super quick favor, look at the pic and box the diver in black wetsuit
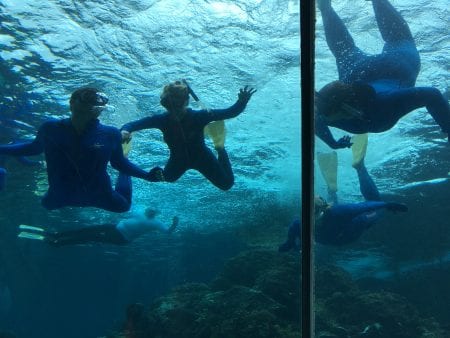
[0,87,161,212]
[315,0,450,149]
[121,81,256,190]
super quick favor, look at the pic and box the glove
[146,167,165,182]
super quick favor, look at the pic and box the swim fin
[18,232,45,241]
[351,133,368,168]
[122,139,132,157]
[317,151,338,194]
[19,224,45,232]
[204,120,226,150]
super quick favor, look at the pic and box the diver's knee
[218,177,234,191]
[115,203,131,213]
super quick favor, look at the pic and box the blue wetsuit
[279,164,405,250]
[316,0,450,149]
[121,99,248,190]
[0,118,151,212]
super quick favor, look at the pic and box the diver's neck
[71,115,93,134]
[170,108,187,121]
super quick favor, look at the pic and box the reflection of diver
[279,135,407,251]
[18,208,178,246]
[315,0,450,149]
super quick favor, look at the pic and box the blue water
[0,0,449,337]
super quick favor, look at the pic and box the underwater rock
[315,264,357,299]
[0,332,16,338]
[111,249,448,338]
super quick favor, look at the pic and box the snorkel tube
[182,79,199,102]
[182,79,209,111]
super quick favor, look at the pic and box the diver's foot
[168,216,179,233]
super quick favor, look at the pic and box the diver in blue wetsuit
[315,0,450,149]
[279,135,408,250]
[279,164,407,250]
[121,81,256,190]
[0,87,161,212]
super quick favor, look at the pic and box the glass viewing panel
[314,0,450,337]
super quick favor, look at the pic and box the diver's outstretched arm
[0,137,44,157]
[199,86,256,124]
[380,87,450,138]
[315,118,352,149]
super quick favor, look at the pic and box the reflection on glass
[315,0,450,336]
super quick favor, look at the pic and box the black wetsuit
[0,118,151,212]
[121,99,248,190]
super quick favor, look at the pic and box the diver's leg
[196,148,234,191]
[48,224,127,246]
[319,0,364,74]
[162,157,187,183]
[355,162,381,201]
[372,0,413,43]
[115,172,131,203]
[98,172,132,213]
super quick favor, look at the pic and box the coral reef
[110,250,448,338]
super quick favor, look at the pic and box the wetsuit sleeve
[109,131,150,180]
[120,115,163,133]
[0,126,45,156]
[315,116,339,149]
[196,99,248,125]
[328,201,389,218]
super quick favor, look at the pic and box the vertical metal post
[300,0,315,337]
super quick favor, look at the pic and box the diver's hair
[144,208,159,219]
[160,80,189,111]
[316,81,373,117]
[70,87,101,106]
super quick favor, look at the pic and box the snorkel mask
[87,91,109,114]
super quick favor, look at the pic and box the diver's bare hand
[333,135,352,149]
[238,86,257,104]
[121,130,132,143]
